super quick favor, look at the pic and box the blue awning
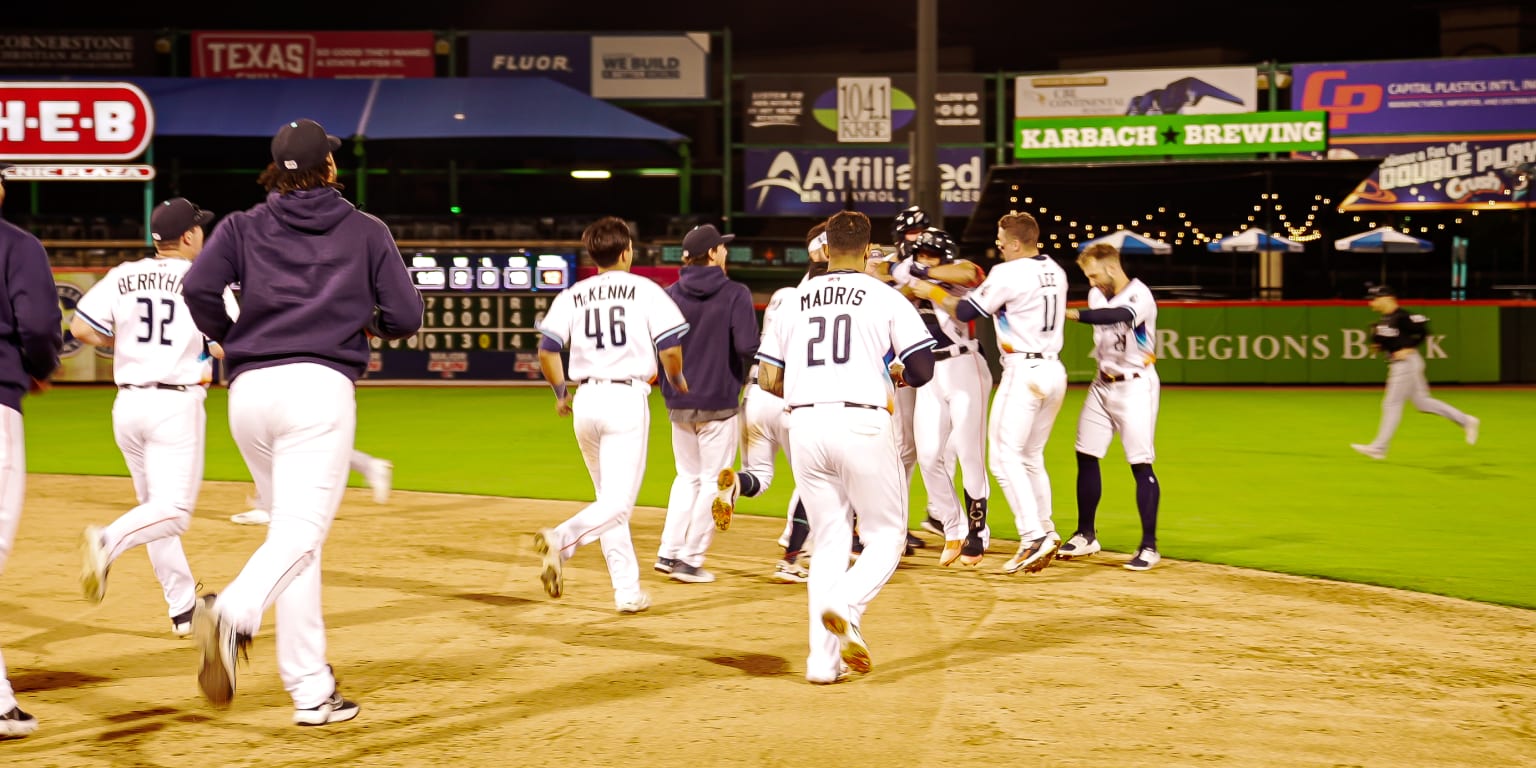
[124,77,685,143]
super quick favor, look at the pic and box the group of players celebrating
[533,205,1164,685]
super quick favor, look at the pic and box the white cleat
[230,509,271,526]
[1464,416,1480,446]
[820,608,871,674]
[79,525,110,604]
[1350,443,1386,460]
[1056,532,1100,560]
[616,592,652,614]
[365,459,393,504]
[533,529,563,599]
[711,469,739,531]
[1124,547,1162,571]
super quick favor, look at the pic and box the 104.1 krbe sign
[0,82,154,160]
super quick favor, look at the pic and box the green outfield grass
[24,384,1532,609]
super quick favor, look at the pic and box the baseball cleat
[0,706,38,739]
[938,540,964,567]
[905,532,925,549]
[79,526,110,604]
[1002,535,1060,575]
[821,608,872,674]
[365,459,393,505]
[1056,531,1100,560]
[711,469,739,531]
[1124,547,1162,571]
[807,662,854,686]
[920,516,944,537]
[668,563,716,584]
[958,532,986,566]
[194,594,248,708]
[653,557,677,574]
[1464,416,1480,446]
[616,592,652,614]
[1350,443,1386,460]
[533,529,563,598]
[770,559,809,583]
[230,509,271,525]
[172,606,195,638]
[293,689,360,726]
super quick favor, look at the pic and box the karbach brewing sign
[0,82,154,160]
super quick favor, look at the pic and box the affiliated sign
[0,82,154,160]
[0,164,155,181]
[743,75,984,144]
[0,31,157,75]
[1015,66,1258,117]
[192,31,435,78]
[466,32,591,92]
[1313,135,1536,211]
[1293,57,1536,136]
[743,147,984,217]
[1012,112,1327,159]
[590,34,710,99]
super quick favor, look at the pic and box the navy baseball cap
[271,118,341,172]
[151,198,214,243]
[1365,283,1396,299]
[682,224,734,260]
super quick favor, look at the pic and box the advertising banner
[1014,66,1258,117]
[743,147,983,217]
[1012,112,1327,159]
[590,34,710,99]
[0,31,157,75]
[1314,134,1536,211]
[1292,57,1536,136]
[465,32,592,92]
[192,31,435,78]
[0,82,154,161]
[1056,303,1500,384]
[743,75,984,144]
[53,269,114,383]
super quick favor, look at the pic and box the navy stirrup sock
[1075,451,1101,535]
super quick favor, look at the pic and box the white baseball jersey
[890,260,976,350]
[73,257,211,387]
[963,255,1068,359]
[758,270,935,410]
[1087,279,1158,376]
[537,270,688,381]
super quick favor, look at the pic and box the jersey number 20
[807,314,851,366]
[584,306,628,349]
[135,297,175,347]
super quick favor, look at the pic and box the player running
[71,198,220,636]
[756,211,938,684]
[534,216,689,614]
[910,213,1068,573]
[1058,243,1163,571]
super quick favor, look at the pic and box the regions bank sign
[0,82,153,160]
[743,148,983,217]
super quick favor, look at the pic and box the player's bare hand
[555,396,572,417]
[1066,308,1081,322]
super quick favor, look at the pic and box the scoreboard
[365,250,578,382]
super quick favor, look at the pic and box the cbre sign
[0,82,154,161]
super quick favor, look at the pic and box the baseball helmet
[891,206,931,242]
[910,227,959,263]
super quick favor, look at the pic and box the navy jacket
[183,188,423,382]
[0,217,63,412]
[661,266,759,413]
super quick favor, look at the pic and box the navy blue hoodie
[183,188,423,382]
[0,216,63,413]
[661,266,758,414]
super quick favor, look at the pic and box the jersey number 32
[136,297,176,346]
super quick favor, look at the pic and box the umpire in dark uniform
[1350,284,1479,460]
[0,163,64,739]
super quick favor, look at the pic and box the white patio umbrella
[1209,228,1304,299]
[1076,231,1172,256]
[1334,227,1433,285]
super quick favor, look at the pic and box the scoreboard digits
[370,294,553,352]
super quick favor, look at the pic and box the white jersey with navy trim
[964,255,1068,360]
[537,270,688,382]
[72,257,211,387]
[889,259,976,350]
[758,270,935,410]
[1088,278,1157,376]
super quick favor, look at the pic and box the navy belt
[787,401,883,412]
[933,347,973,361]
[581,378,639,386]
[1097,371,1140,384]
[119,383,188,391]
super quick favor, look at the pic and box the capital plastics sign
[1012,112,1327,159]
[1292,56,1536,136]
[744,75,984,144]
[1015,66,1257,117]
[1323,135,1536,211]
[743,147,984,217]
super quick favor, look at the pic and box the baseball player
[1351,284,1479,459]
[883,208,941,553]
[182,118,424,723]
[889,228,994,567]
[1057,244,1163,571]
[910,213,1068,573]
[756,210,938,684]
[0,165,64,739]
[70,198,219,637]
[535,216,689,614]
[655,223,758,584]
[229,450,393,525]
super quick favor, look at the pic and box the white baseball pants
[659,415,738,568]
[788,403,906,683]
[102,386,206,620]
[990,359,1067,542]
[1367,352,1469,452]
[549,381,650,608]
[0,406,25,713]
[217,363,356,710]
[742,384,805,545]
[1075,369,1159,465]
[914,350,992,540]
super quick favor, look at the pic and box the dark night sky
[6,1,1453,71]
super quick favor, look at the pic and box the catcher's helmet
[891,206,931,242]
[910,227,959,263]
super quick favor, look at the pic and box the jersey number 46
[584,306,628,349]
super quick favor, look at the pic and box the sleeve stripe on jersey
[537,328,566,348]
[962,296,989,317]
[75,308,113,336]
[897,338,938,361]
[653,322,690,344]
[755,352,785,367]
